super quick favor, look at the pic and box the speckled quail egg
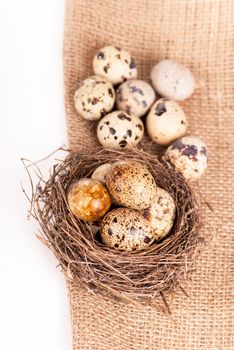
[141,188,175,242]
[74,75,115,120]
[150,59,195,101]
[165,135,208,181]
[97,111,144,150]
[146,98,188,145]
[100,208,154,252]
[67,178,111,222]
[105,161,157,210]
[91,163,112,184]
[116,79,156,117]
[92,46,137,85]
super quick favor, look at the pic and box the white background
[0,1,72,350]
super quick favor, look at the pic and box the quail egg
[141,188,175,241]
[116,79,156,117]
[100,208,154,252]
[67,178,111,222]
[97,111,144,149]
[74,75,115,120]
[91,163,112,184]
[93,46,137,85]
[150,59,195,101]
[105,161,157,210]
[165,135,208,181]
[146,98,188,145]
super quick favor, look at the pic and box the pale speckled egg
[92,46,137,85]
[97,111,144,150]
[165,135,208,181]
[105,161,157,210]
[141,188,175,242]
[116,79,156,117]
[146,98,188,145]
[91,163,112,184]
[150,59,195,101]
[74,75,115,121]
[67,178,111,222]
[100,208,154,251]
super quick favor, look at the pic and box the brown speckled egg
[116,79,156,117]
[67,178,111,222]
[105,161,157,210]
[97,111,144,150]
[100,208,154,251]
[141,188,175,242]
[150,59,195,101]
[146,98,188,145]
[92,46,137,85]
[165,135,207,181]
[74,75,115,121]
[91,163,112,184]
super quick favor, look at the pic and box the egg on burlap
[105,161,157,210]
[74,75,115,121]
[165,135,208,181]
[93,46,137,85]
[146,98,188,145]
[150,59,195,101]
[97,111,144,150]
[100,208,154,252]
[116,79,156,117]
[67,178,111,222]
[141,188,176,242]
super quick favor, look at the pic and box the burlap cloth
[64,1,234,349]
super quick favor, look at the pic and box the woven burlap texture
[64,0,234,349]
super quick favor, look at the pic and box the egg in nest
[100,208,154,252]
[105,161,157,210]
[141,188,176,242]
[67,178,111,222]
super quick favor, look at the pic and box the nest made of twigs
[30,147,204,309]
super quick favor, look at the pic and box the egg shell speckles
[74,75,115,121]
[146,98,188,145]
[91,163,112,184]
[105,161,157,210]
[165,135,208,181]
[92,46,137,85]
[116,79,156,117]
[97,111,144,150]
[100,208,154,252]
[141,188,176,242]
[150,59,195,101]
[67,178,111,222]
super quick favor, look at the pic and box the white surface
[0,1,72,350]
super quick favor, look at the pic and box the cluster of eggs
[74,45,207,182]
[68,161,176,252]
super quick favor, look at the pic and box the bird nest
[29,147,204,310]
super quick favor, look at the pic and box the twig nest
[74,75,115,120]
[105,160,157,209]
[32,148,202,303]
[116,79,156,117]
[67,178,111,221]
[93,46,137,85]
[146,98,188,145]
[141,188,176,242]
[100,208,154,252]
[165,135,207,181]
[150,59,195,101]
[97,111,144,149]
